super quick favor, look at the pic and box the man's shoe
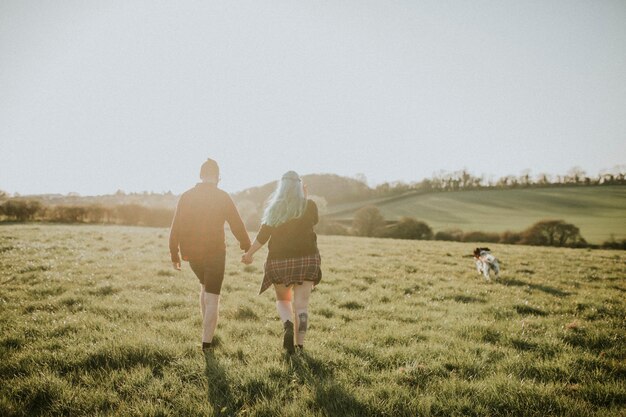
[283,321,295,353]
[202,342,213,352]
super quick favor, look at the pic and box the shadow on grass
[286,351,370,417]
[204,350,237,417]
[499,277,572,297]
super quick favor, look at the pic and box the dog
[473,247,500,280]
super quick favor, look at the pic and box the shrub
[434,228,463,241]
[46,206,88,223]
[114,204,148,225]
[352,206,385,237]
[462,231,501,243]
[601,237,626,250]
[521,220,586,247]
[383,217,433,240]
[142,208,174,227]
[500,230,522,244]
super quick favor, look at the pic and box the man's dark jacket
[169,182,251,263]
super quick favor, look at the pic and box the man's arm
[241,225,271,264]
[169,198,183,269]
[225,196,251,251]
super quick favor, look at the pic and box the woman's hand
[241,253,253,265]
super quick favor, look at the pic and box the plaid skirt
[259,253,322,294]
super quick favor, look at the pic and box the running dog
[473,247,500,280]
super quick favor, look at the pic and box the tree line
[0,200,173,227]
[370,166,626,197]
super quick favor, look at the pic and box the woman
[242,171,321,353]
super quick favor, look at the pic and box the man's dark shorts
[189,252,226,294]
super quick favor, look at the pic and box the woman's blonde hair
[262,171,306,227]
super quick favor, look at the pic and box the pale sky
[1,0,625,196]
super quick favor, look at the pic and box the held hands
[241,252,253,265]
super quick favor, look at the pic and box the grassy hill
[1,225,624,416]
[325,185,626,244]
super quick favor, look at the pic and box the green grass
[1,225,625,416]
[326,185,626,243]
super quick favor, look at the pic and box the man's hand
[241,253,253,265]
[172,261,181,271]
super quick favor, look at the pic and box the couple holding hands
[169,159,321,354]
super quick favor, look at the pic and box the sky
[1,0,625,196]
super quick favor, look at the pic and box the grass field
[1,225,625,416]
[326,185,626,243]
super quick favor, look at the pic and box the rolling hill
[325,185,626,244]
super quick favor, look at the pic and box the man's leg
[200,285,206,318]
[201,254,225,348]
[202,290,220,344]
[293,281,314,347]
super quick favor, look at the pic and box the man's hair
[200,158,219,180]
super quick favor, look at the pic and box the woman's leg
[292,281,314,347]
[274,284,293,322]
[274,284,294,352]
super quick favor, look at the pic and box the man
[169,158,251,351]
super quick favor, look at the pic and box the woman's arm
[241,225,271,264]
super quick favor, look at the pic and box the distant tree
[519,169,532,187]
[536,173,551,186]
[352,206,385,237]
[1,199,42,221]
[383,217,433,240]
[521,219,586,247]
[459,169,473,188]
[564,166,585,184]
